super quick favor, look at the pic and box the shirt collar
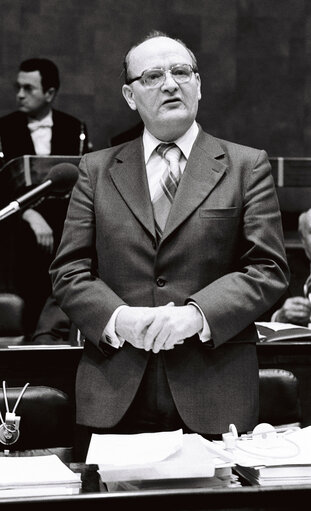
[27,111,53,130]
[143,121,199,163]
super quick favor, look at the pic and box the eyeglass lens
[143,65,193,87]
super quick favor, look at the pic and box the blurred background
[0,0,309,154]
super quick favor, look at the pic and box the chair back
[0,293,25,344]
[0,385,74,462]
[259,368,302,428]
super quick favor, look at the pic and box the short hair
[19,58,60,92]
[123,30,199,84]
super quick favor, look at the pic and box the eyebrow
[14,81,36,89]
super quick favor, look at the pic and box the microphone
[0,381,29,447]
[0,163,78,221]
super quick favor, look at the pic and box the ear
[195,73,202,101]
[45,87,57,104]
[122,84,137,111]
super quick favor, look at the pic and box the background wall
[0,0,310,155]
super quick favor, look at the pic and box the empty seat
[0,385,74,462]
[259,368,302,429]
[0,293,25,345]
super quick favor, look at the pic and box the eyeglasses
[127,63,197,88]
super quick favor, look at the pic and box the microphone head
[46,163,79,193]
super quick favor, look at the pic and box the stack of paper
[86,429,239,491]
[233,426,311,486]
[0,455,81,498]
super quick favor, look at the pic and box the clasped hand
[115,302,203,353]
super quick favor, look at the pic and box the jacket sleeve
[188,149,290,348]
[50,155,126,347]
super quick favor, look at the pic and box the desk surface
[0,463,310,510]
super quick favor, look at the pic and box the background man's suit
[51,128,289,435]
[0,109,88,332]
[0,109,87,164]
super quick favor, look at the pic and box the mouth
[162,97,182,106]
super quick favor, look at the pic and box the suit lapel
[18,114,35,155]
[162,130,227,242]
[109,137,156,239]
[108,130,227,243]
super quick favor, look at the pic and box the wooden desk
[0,462,310,510]
[0,343,82,400]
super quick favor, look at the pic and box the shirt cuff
[102,305,127,349]
[187,301,211,342]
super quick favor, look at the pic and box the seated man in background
[0,58,89,333]
[271,209,311,326]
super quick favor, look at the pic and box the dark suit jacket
[50,128,289,435]
[0,109,88,164]
[0,109,88,329]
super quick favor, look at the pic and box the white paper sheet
[86,428,183,466]
[96,433,216,482]
[0,455,81,487]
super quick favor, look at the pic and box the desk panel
[0,346,82,400]
[1,340,311,429]
[0,463,310,510]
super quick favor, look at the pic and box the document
[0,455,81,497]
[256,321,311,342]
[87,430,220,482]
[230,426,311,485]
[86,428,184,466]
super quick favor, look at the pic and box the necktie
[152,143,182,239]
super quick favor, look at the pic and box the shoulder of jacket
[215,136,264,156]
[52,109,83,126]
[0,110,26,126]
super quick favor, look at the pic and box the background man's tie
[152,143,182,240]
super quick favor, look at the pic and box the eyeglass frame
[126,63,199,88]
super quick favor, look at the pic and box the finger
[143,317,163,351]
[163,337,184,351]
[152,330,171,353]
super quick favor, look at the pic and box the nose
[161,70,179,92]
[17,86,25,99]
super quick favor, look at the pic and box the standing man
[0,58,89,332]
[50,31,289,460]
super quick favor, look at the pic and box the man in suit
[0,58,88,332]
[50,31,289,460]
[271,209,311,325]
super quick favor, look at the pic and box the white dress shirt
[27,111,53,155]
[104,121,211,348]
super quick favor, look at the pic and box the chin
[156,117,192,140]
[18,106,30,113]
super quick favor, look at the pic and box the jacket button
[156,277,166,287]
[152,240,157,249]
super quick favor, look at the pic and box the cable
[12,383,29,413]
[235,435,300,459]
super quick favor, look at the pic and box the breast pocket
[199,207,240,218]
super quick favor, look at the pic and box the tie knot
[156,143,181,164]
